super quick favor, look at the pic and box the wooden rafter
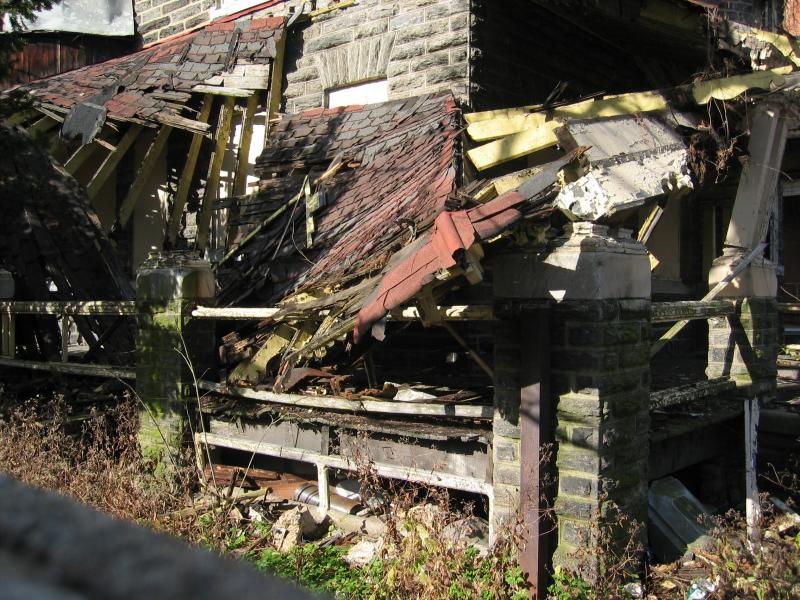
[167,94,214,246]
[196,96,235,251]
[117,125,173,228]
[86,124,143,200]
[64,142,103,176]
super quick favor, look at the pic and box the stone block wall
[491,318,522,534]
[283,0,470,113]
[707,297,779,398]
[550,299,651,571]
[134,0,214,44]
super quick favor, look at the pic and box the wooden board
[467,121,561,171]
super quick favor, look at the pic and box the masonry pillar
[494,223,652,579]
[706,103,785,400]
[136,251,215,476]
[707,252,779,398]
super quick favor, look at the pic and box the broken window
[326,79,388,108]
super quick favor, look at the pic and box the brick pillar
[136,251,215,476]
[494,222,652,578]
[707,249,779,399]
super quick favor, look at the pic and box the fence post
[135,252,216,480]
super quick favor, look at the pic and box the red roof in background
[219,93,461,305]
[11,18,284,126]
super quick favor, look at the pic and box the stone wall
[707,297,779,398]
[134,0,214,44]
[283,0,470,113]
[550,298,651,571]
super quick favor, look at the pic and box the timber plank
[117,125,173,228]
[86,125,143,200]
[196,96,235,250]
[467,121,561,171]
[167,95,214,246]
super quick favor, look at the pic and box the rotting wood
[86,124,143,200]
[651,243,766,356]
[650,377,736,410]
[117,125,173,228]
[64,141,103,175]
[744,397,760,547]
[196,431,492,495]
[196,96,235,251]
[467,121,561,171]
[167,94,214,247]
[1,308,15,359]
[650,300,734,323]
[196,379,493,419]
[0,300,136,316]
[151,111,211,136]
[60,315,69,363]
[192,84,254,98]
[0,357,135,379]
[26,115,58,136]
[4,109,38,127]
[232,94,260,199]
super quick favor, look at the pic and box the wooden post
[86,125,143,200]
[745,397,761,549]
[196,97,235,252]
[117,125,173,228]
[60,315,69,363]
[166,95,215,246]
[232,94,259,198]
[317,464,330,520]
[1,308,14,360]
[519,308,551,598]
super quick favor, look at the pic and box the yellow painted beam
[692,66,792,104]
[552,90,668,119]
[467,121,561,171]
[467,112,547,142]
[167,94,214,246]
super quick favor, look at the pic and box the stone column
[136,251,215,476]
[707,250,779,399]
[494,223,652,576]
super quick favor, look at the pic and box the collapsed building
[2,0,800,593]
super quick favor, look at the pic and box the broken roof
[219,93,462,306]
[10,17,285,139]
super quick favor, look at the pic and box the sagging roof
[12,17,285,140]
[219,93,461,306]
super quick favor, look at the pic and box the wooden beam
[467,113,547,143]
[196,432,492,495]
[117,125,173,228]
[26,115,58,136]
[167,95,214,247]
[651,300,734,323]
[86,125,143,200]
[0,300,136,316]
[3,109,38,127]
[196,96,235,251]
[0,357,135,379]
[693,66,792,104]
[192,84,254,97]
[1,308,14,359]
[232,93,259,198]
[651,243,766,356]
[64,142,103,175]
[467,121,561,171]
[196,379,492,419]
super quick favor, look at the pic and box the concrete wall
[282,0,470,113]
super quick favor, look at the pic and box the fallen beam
[0,357,135,379]
[196,379,493,419]
[651,301,734,323]
[0,301,136,316]
[196,432,492,495]
[467,121,561,171]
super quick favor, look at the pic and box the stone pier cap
[494,223,651,301]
